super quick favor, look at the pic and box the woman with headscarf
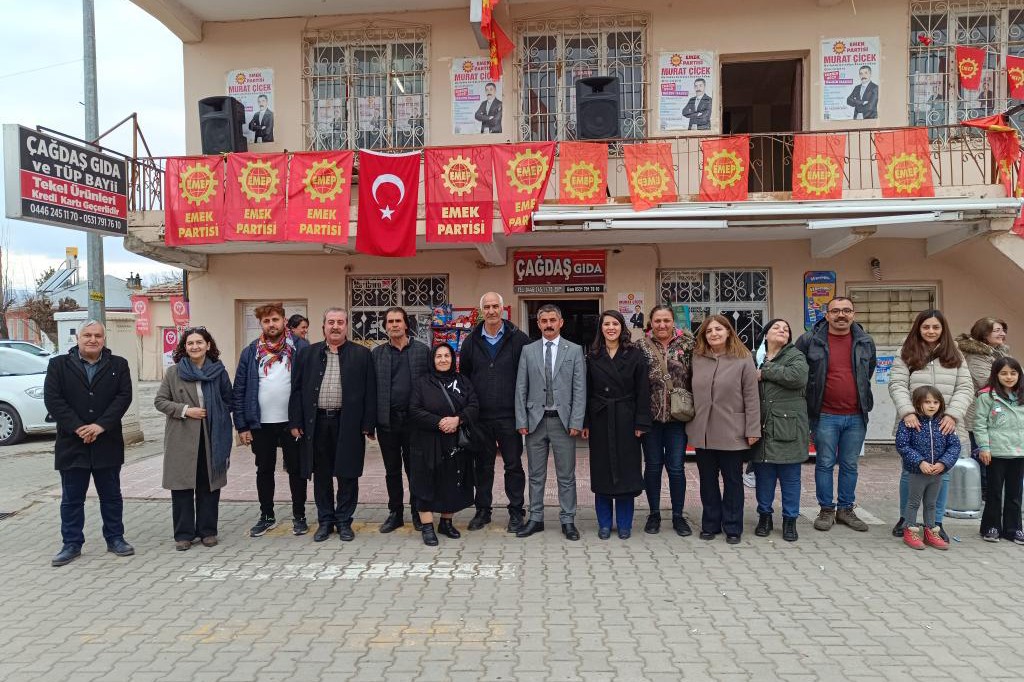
[409,344,479,545]
[154,327,234,551]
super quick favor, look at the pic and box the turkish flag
[356,149,421,257]
[130,296,151,336]
[623,143,677,211]
[169,295,190,327]
[956,46,985,90]
[493,142,555,233]
[164,156,225,247]
[791,134,846,201]
[699,136,749,202]
[224,153,288,241]
[285,151,354,245]
[558,142,607,205]
[874,128,935,198]
[1008,55,1024,100]
[425,146,493,243]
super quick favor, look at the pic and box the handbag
[655,343,695,422]
[438,380,474,450]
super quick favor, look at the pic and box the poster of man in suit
[452,57,504,135]
[821,37,880,121]
[658,52,715,132]
[226,68,275,143]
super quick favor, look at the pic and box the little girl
[895,386,960,550]
[974,356,1024,543]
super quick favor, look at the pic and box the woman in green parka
[752,318,810,542]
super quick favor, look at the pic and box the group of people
[43,295,1024,565]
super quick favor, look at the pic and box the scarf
[256,330,295,375]
[177,358,233,475]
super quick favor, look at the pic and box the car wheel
[0,403,25,446]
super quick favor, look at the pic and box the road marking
[179,560,519,582]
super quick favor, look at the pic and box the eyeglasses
[182,326,207,335]
[827,308,855,315]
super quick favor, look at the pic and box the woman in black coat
[409,344,479,546]
[582,310,652,539]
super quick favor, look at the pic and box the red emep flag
[224,153,288,241]
[791,134,846,201]
[558,142,608,205]
[164,156,225,246]
[425,146,494,243]
[169,295,190,327]
[492,142,555,233]
[699,136,750,202]
[1008,55,1024,100]
[356,149,421,257]
[130,295,151,336]
[623,143,677,211]
[874,128,935,198]
[285,151,354,245]
[956,46,986,90]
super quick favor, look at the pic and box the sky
[0,0,184,290]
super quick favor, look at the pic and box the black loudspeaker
[575,76,621,139]
[198,96,248,154]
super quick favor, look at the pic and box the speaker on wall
[575,76,621,139]
[198,96,248,154]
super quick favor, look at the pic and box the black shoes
[313,523,333,542]
[438,518,461,539]
[755,513,773,537]
[467,509,491,531]
[51,544,81,567]
[337,524,355,542]
[782,517,798,542]
[379,511,404,534]
[644,513,661,534]
[421,523,439,546]
[107,537,135,557]
[562,523,580,541]
[617,527,631,540]
[726,534,741,545]
[250,515,277,537]
[672,516,693,537]
[936,524,950,543]
[412,512,424,532]
[516,520,545,538]
[892,517,906,537]
[598,527,611,540]
[699,531,716,540]
[292,517,309,536]
[506,510,525,534]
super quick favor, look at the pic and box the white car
[0,347,54,445]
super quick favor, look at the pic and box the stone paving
[1,383,1023,681]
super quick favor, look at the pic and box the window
[514,12,648,141]
[303,26,428,151]
[847,285,938,347]
[348,275,448,348]
[241,300,308,347]
[657,269,770,350]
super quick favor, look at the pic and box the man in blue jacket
[233,302,309,537]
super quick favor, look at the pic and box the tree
[34,266,57,290]
[21,295,77,340]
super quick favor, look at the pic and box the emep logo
[164,329,178,346]
[172,300,187,317]
[132,299,148,315]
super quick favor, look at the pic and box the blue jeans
[899,468,951,522]
[59,466,125,547]
[595,494,635,531]
[642,421,687,518]
[754,462,802,518]
[813,413,867,509]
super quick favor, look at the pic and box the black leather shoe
[379,511,404,534]
[467,509,491,531]
[755,513,773,537]
[561,523,580,541]
[51,544,81,567]
[598,527,611,540]
[782,517,798,542]
[412,513,424,532]
[438,518,461,539]
[338,524,355,542]
[506,510,525,533]
[892,517,906,537]
[644,513,661,534]
[726,534,741,545]
[421,523,438,546]
[313,523,333,542]
[618,528,632,540]
[107,537,135,557]
[936,524,950,543]
[516,520,545,538]
[672,516,693,537]
[699,531,716,541]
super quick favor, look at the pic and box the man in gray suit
[515,304,586,541]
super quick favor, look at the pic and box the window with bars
[514,12,648,142]
[910,2,1024,138]
[657,269,770,350]
[847,285,938,347]
[302,26,428,151]
[348,275,448,348]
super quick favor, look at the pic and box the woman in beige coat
[154,328,234,550]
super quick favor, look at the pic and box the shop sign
[513,250,606,294]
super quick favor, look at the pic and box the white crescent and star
[371,173,406,220]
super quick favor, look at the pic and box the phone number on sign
[28,203,122,230]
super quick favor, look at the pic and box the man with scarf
[232,302,310,537]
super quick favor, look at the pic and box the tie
[544,341,554,407]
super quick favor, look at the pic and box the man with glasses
[796,297,877,532]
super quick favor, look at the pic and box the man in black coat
[43,321,134,567]
[289,308,376,542]
[846,66,879,120]
[458,292,531,532]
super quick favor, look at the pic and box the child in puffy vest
[974,356,1024,544]
[895,386,960,550]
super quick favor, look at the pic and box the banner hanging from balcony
[169,295,190,327]
[558,141,608,205]
[285,151,353,244]
[624,142,677,211]
[424,146,494,243]
[493,142,555,233]
[791,134,846,201]
[481,0,513,80]
[164,156,225,246]
[130,295,151,336]
[962,114,1020,197]
[356,149,421,257]
[956,46,986,90]
[224,153,287,241]
[1008,55,1024,99]
[699,136,749,202]
[873,128,935,198]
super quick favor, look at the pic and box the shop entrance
[523,299,601,350]
[721,58,803,192]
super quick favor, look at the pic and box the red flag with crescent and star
[873,128,935,198]
[791,134,846,201]
[355,149,421,257]
[956,46,985,90]
[699,136,749,202]
[425,146,494,243]
[492,142,555,234]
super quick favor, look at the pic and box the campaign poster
[357,96,385,133]
[395,95,423,134]
[821,37,880,121]
[910,73,945,127]
[658,52,715,132]
[162,328,179,370]
[451,57,504,135]
[226,68,275,143]
[618,292,646,328]
[803,271,836,330]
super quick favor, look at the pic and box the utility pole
[83,0,104,324]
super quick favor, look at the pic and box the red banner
[989,130,1020,197]
[284,151,353,244]
[791,134,846,201]
[558,142,608,205]
[874,128,935,198]
[224,153,288,241]
[425,147,493,243]
[356,149,421,257]
[699,136,750,202]
[493,142,555,234]
[164,157,225,246]
[130,295,151,336]
[624,143,677,211]
[1009,55,1024,100]
[956,46,985,90]
[169,295,190,327]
